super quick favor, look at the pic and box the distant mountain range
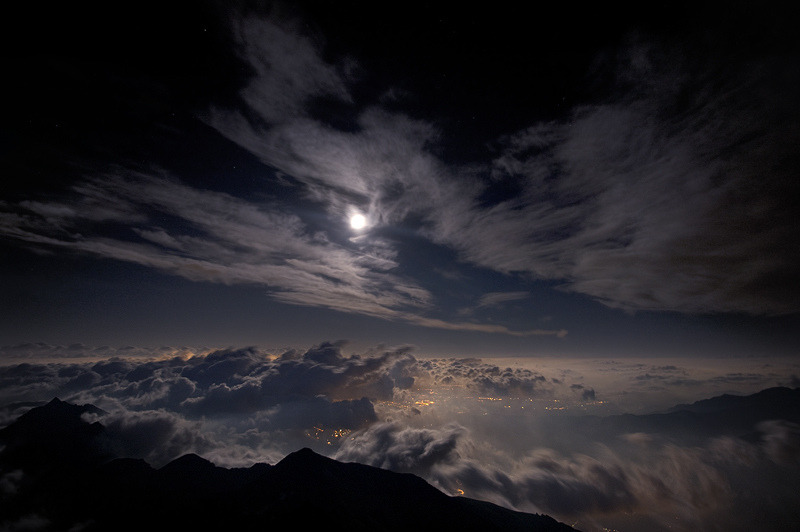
[666,386,800,418]
[537,386,800,450]
[0,398,575,532]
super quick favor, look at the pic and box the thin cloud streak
[477,291,530,308]
[405,315,567,338]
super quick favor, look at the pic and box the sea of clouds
[2,342,799,531]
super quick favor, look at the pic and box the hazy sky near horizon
[2,0,799,360]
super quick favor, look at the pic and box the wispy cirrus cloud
[432,39,800,316]
[209,13,799,317]
[0,11,569,338]
[1,170,431,321]
[4,7,796,336]
[228,14,353,124]
[405,315,567,338]
[2,168,561,336]
[475,291,530,309]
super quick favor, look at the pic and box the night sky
[2,1,799,356]
[2,2,800,530]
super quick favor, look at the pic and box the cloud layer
[2,343,799,530]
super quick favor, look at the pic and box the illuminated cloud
[420,357,552,398]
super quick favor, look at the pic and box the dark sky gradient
[2,0,799,358]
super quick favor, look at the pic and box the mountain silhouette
[0,398,110,472]
[0,399,576,531]
[612,386,800,440]
[666,386,800,417]
[525,386,800,453]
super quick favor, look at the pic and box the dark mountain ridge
[666,386,800,416]
[615,386,800,439]
[530,386,800,453]
[0,398,575,532]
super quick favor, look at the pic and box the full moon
[350,213,367,230]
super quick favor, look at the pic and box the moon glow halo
[350,213,367,230]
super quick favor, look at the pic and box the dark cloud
[302,340,348,365]
[0,469,24,497]
[225,13,353,124]
[570,385,596,402]
[1,514,51,531]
